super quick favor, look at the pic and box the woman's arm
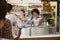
[37,18,44,27]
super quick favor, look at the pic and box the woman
[16,9,27,39]
[31,9,44,27]
[0,0,13,40]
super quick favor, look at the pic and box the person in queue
[6,3,20,39]
[0,0,14,40]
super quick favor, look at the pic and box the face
[33,12,39,17]
[20,11,25,16]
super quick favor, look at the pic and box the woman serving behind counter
[16,9,27,39]
[31,9,44,27]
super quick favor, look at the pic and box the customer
[0,0,13,40]
[6,3,19,39]
[31,9,44,27]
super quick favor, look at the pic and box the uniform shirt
[32,16,43,27]
[17,17,28,28]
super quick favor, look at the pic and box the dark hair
[4,0,7,4]
[31,9,40,15]
[0,0,8,20]
[7,3,13,12]
[21,9,25,13]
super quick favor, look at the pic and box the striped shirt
[0,19,13,39]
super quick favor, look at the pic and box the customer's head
[31,9,40,17]
[0,0,8,20]
[7,3,13,13]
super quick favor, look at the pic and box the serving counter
[20,34,60,40]
[18,27,60,40]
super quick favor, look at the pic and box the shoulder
[4,19,11,26]
[5,19,11,23]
